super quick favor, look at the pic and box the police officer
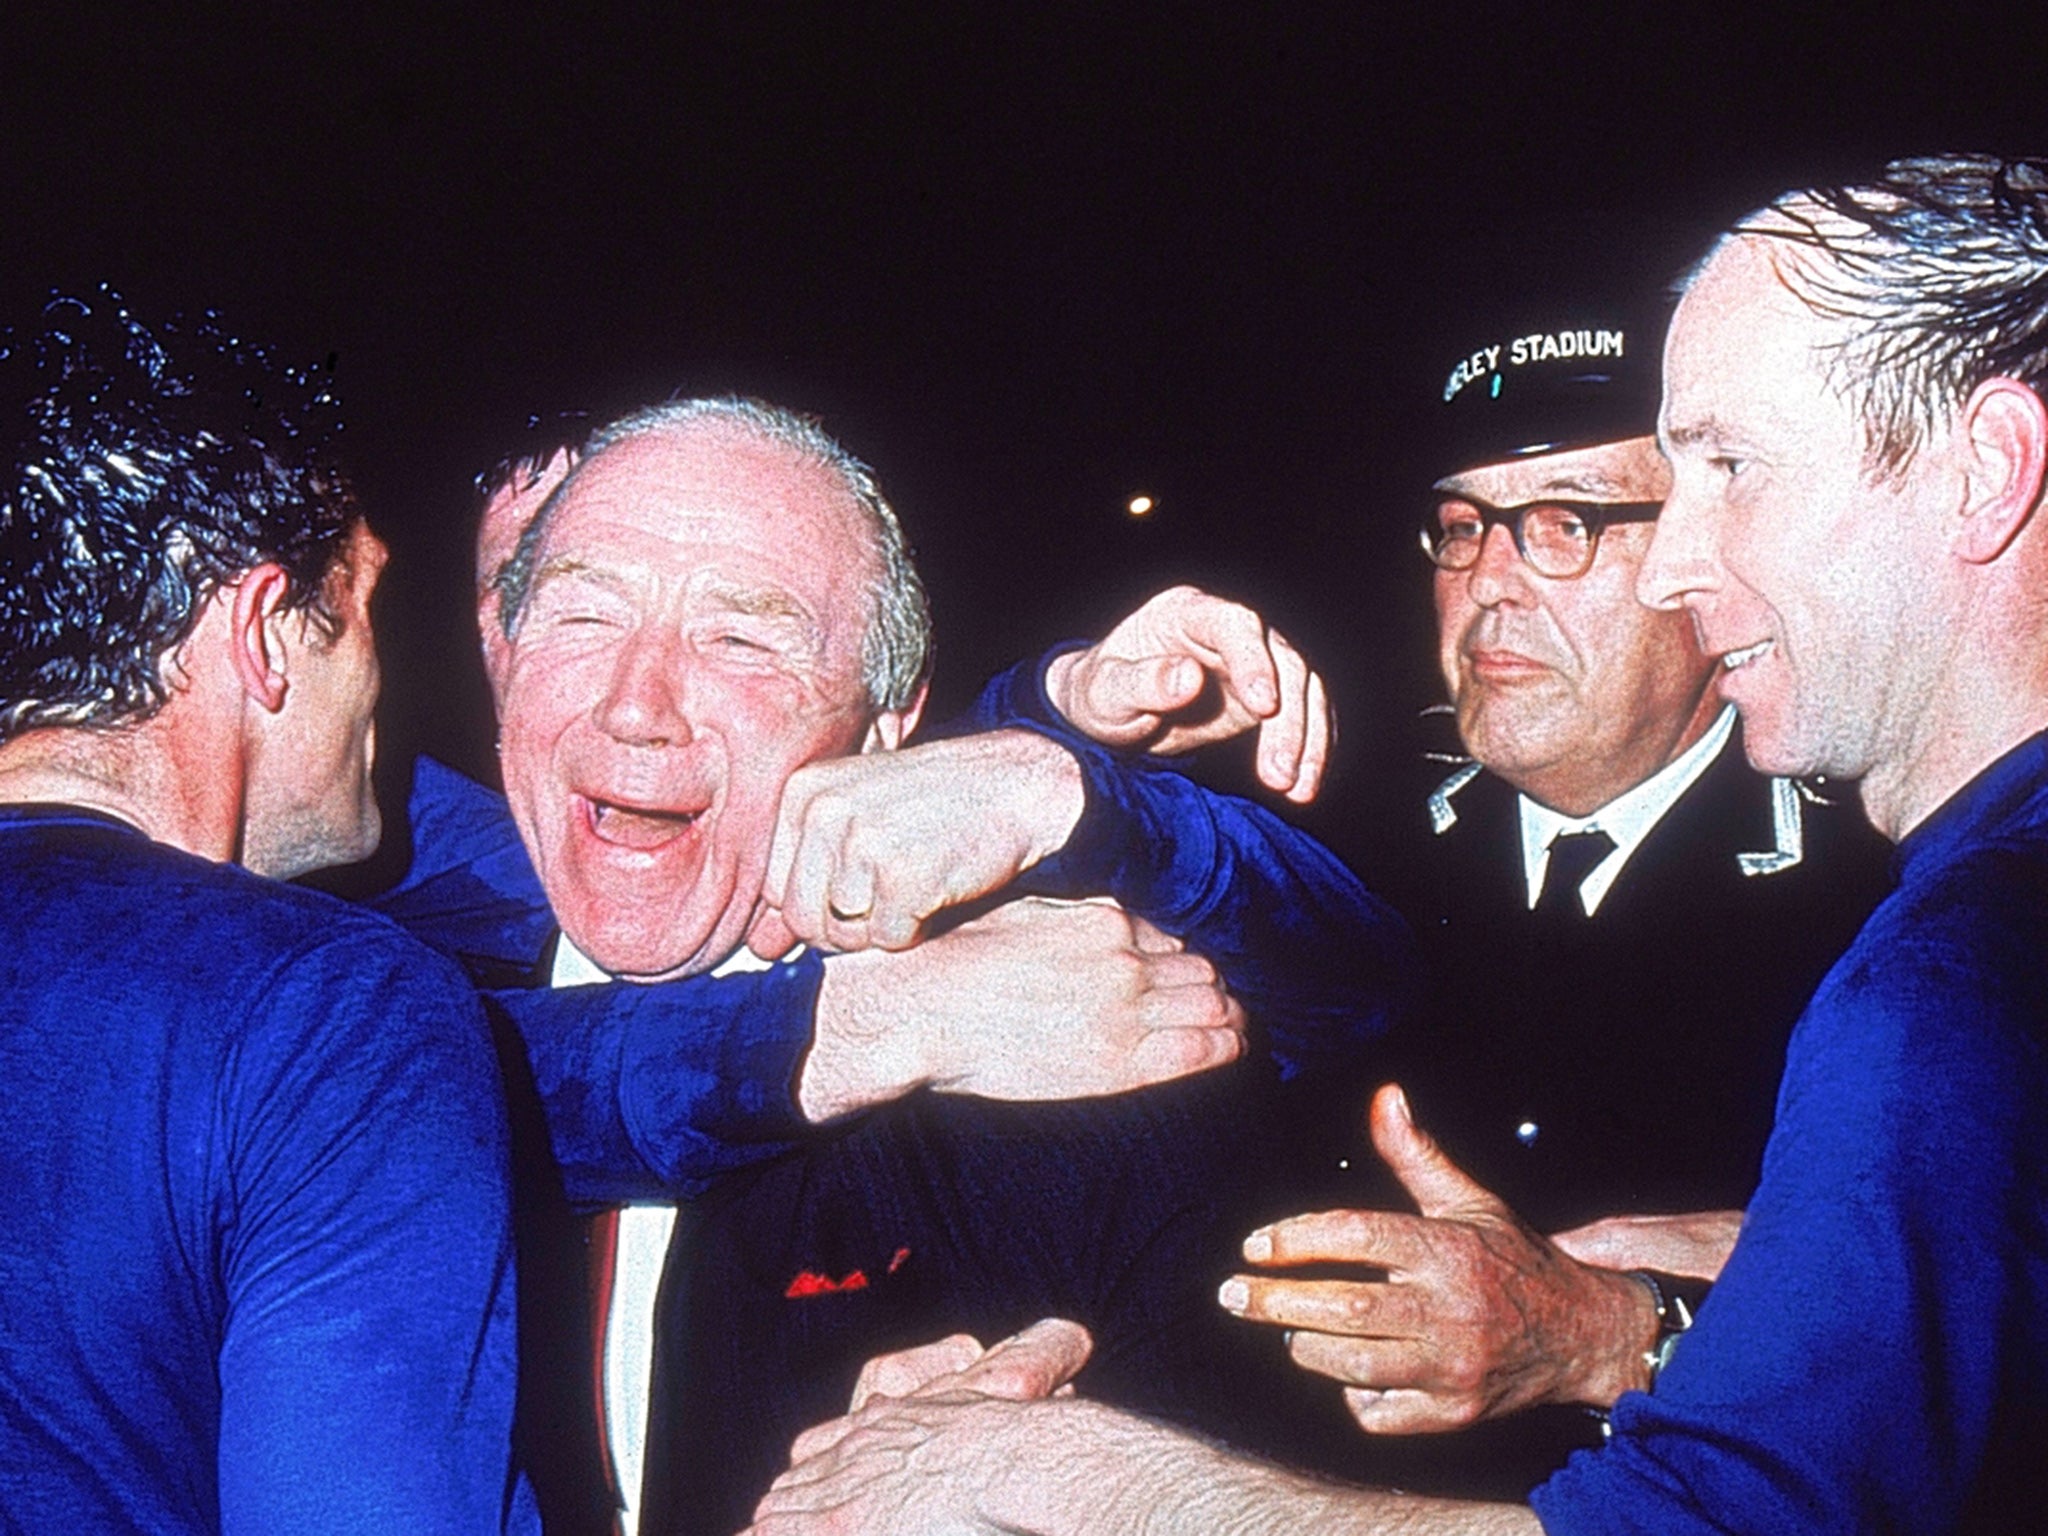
[1219,293,1895,1498]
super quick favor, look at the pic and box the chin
[1724,703,1807,778]
[564,908,731,981]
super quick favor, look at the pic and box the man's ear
[1951,376,2048,565]
[859,680,929,754]
[226,563,295,714]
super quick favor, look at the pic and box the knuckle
[1335,1292,1378,1333]
[1333,1210,1380,1248]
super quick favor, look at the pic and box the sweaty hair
[471,408,596,510]
[493,395,933,713]
[0,288,358,745]
[1713,154,2048,477]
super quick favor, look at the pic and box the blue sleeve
[215,928,534,1535]
[496,957,822,1203]
[1530,885,2048,1535]
[378,758,814,1199]
[946,650,1416,1081]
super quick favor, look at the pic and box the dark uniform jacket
[1297,725,1895,1499]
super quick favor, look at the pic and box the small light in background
[1126,494,1155,517]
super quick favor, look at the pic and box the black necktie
[1534,829,1616,919]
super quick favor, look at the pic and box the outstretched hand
[1044,585,1333,802]
[1219,1084,1659,1431]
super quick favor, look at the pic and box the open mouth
[585,797,704,851]
[1721,639,1775,671]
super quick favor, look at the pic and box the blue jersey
[1533,732,2048,1534]
[0,807,532,1535]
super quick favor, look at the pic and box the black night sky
[6,5,2041,882]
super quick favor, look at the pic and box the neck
[1862,702,2048,842]
[0,714,244,864]
[1519,690,1726,819]
[1861,585,2048,840]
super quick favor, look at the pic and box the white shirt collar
[549,933,794,988]
[1518,706,1736,915]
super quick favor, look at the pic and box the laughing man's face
[495,422,879,979]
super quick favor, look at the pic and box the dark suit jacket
[1394,733,1893,1227]
[646,1068,1321,1536]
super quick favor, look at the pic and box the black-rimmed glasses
[1419,494,1662,581]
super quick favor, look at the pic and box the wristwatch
[1629,1269,1711,1385]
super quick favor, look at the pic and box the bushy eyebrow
[1436,470,1640,500]
[700,582,814,625]
[1660,416,1745,452]
[695,580,827,657]
[1527,471,1636,498]
[526,556,634,597]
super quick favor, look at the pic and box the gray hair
[493,395,932,712]
[1690,154,2048,478]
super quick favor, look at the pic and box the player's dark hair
[0,287,358,744]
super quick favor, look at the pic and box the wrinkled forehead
[1663,235,1854,442]
[539,424,881,614]
[1433,434,1670,506]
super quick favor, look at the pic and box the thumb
[746,905,799,962]
[1369,1083,1497,1219]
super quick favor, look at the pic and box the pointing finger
[1216,1274,1428,1339]
[1255,630,1312,795]
[1289,666,1333,804]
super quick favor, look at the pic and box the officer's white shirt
[1517,706,1737,916]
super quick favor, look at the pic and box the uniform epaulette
[1427,761,1484,836]
[1737,776,1806,877]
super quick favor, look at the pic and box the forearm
[974,652,1415,1076]
[495,956,821,1202]
[993,1402,1538,1536]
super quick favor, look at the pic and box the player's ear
[1950,376,2048,565]
[860,680,928,754]
[226,563,294,713]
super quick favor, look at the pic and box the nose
[1635,484,1718,612]
[1464,522,1535,608]
[593,625,695,747]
